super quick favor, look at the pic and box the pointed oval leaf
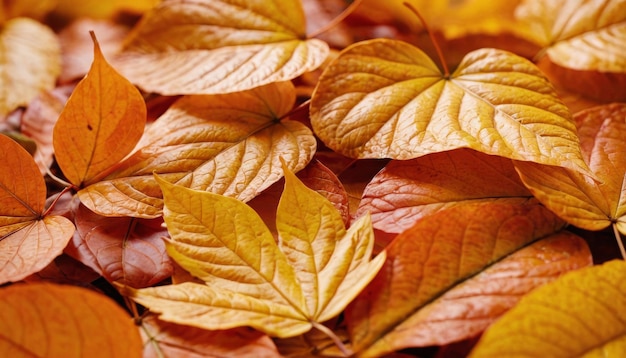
[114,0,328,95]
[78,81,316,218]
[66,204,173,288]
[53,33,146,187]
[141,315,281,358]
[358,148,533,234]
[514,103,626,232]
[470,259,626,357]
[0,282,142,357]
[361,231,591,355]
[346,200,566,355]
[310,39,587,173]
[0,18,60,116]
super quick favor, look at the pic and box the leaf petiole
[403,1,450,77]
[612,223,626,260]
[311,321,352,357]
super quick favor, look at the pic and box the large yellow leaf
[0,282,143,357]
[114,0,328,95]
[121,169,384,339]
[53,33,146,188]
[0,18,60,116]
[310,39,588,173]
[0,134,74,284]
[54,0,158,19]
[78,81,316,218]
[470,259,626,357]
[345,200,566,356]
[514,103,626,232]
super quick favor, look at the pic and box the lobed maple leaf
[121,165,385,344]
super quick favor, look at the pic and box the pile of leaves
[1,0,625,356]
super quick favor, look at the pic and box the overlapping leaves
[122,166,385,338]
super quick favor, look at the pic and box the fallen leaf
[346,200,566,356]
[1,0,56,21]
[357,148,532,234]
[514,103,626,232]
[53,32,146,188]
[0,282,143,357]
[23,253,100,286]
[114,0,329,95]
[0,18,60,116]
[120,168,385,340]
[470,259,626,357]
[310,39,588,174]
[78,81,316,218]
[0,134,74,284]
[141,315,281,358]
[53,0,158,19]
[66,203,172,288]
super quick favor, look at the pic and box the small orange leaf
[0,18,60,116]
[310,39,588,173]
[114,0,328,95]
[0,282,143,357]
[346,200,566,356]
[470,259,626,357]
[53,32,146,187]
[358,148,532,234]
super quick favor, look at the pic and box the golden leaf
[470,259,626,357]
[114,0,328,95]
[310,39,588,173]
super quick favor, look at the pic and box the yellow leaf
[114,0,328,95]
[310,39,588,173]
[54,0,158,19]
[1,0,57,21]
[53,32,146,188]
[0,18,60,116]
[514,103,626,232]
[0,134,74,284]
[0,282,143,357]
[78,81,315,218]
[470,259,626,357]
[122,169,384,339]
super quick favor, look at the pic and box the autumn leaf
[53,32,146,188]
[357,148,533,234]
[78,81,316,218]
[54,0,158,19]
[514,103,626,233]
[0,134,74,284]
[310,39,589,173]
[0,17,60,116]
[113,0,329,95]
[121,168,385,342]
[0,282,143,357]
[470,259,626,357]
[345,200,567,356]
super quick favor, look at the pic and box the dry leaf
[357,148,532,234]
[120,167,385,339]
[346,200,566,356]
[78,81,316,218]
[53,32,146,188]
[470,259,626,357]
[0,282,143,357]
[114,0,329,95]
[53,0,158,19]
[0,18,60,116]
[310,39,588,174]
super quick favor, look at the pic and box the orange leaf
[346,200,566,356]
[514,103,626,232]
[310,39,588,173]
[141,315,281,358]
[357,148,532,234]
[66,204,173,288]
[0,134,74,284]
[470,259,626,357]
[114,0,328,95]
[53,32,146,187]
[0,282,142,357]
[78,81,315,218]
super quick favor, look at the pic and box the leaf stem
[403,1,450,77]
[41,186,74,217]
[311,321,352,357]
[308,0,363,39]
[612,223,626,260]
